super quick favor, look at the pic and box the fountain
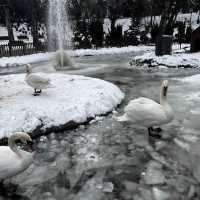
[48,0,76,68]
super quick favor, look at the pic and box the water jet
[48,0,75,68]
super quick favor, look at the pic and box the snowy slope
[131,51,200,68]
[0,52,53,67]
[0,46,154,67]
[0,73,124,138]
[180,74,200,84]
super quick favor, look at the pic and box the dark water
[1,52,200,200]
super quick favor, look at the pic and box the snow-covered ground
[0,44,190,68]
[0,73,124,138]
[131,51,200,68]
[0,52,53,67]
[180,74,200,84]
[72,45,154,56]
[0,45,154,67]
[130,44,200,68]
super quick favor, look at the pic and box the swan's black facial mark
[26,67,29,73]
[26,65,31,73]
[163,86,168,97]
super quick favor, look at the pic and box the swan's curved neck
[160,85,168,105]
[26,66,32,75]
[8,135,22,157]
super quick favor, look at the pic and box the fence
[0,42,47,58]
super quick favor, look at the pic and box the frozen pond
[1,52,200,200]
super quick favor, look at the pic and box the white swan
[25,64,53,96]
[0,132,34,180]
[115,80,174,138]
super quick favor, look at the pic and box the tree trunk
[158,1,170,37]
[31,0,39,49]
[4,5,14,42]
[156,1,172,56]
[32,17,39,49]
[150,0,154,26]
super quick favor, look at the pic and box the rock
[174,138,190,152]
[133,134,152,150]
[133,193,144,200]
[40,136,48,142]
[139,188,154,200]
[143,161,165,185]
[189,142,200,183]
[19,166,58,186]
[42,192,56,200]
[187,185,196,198]
[155,141,167,151]
[149,152,172,169]
[123,180,138,192]
[120,191,133,200]
[37,142,48,150]
[79,125,85,130]
[152,187,170,200]
[167,143,191,169]
[102,182,114,193]
[46,151,57,162]
[60,140,68,147]
[49,133,56,140]
[51,139,59,146]
[182,134,199,143]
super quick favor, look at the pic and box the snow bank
[180,74,200,84]
[0,45,154,68]
[130,46,199,69]
[0,53,53,67]
[0,73,124,138]
[71,45,153,57]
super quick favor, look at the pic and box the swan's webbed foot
[33,89,42,96]
[148,127,162,139]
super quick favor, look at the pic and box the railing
[0,42,47,58]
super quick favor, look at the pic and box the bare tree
[4,0,14,42]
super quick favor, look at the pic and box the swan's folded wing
[28,74,50,84]
[124,97,167,126]
[0,148,21,179]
